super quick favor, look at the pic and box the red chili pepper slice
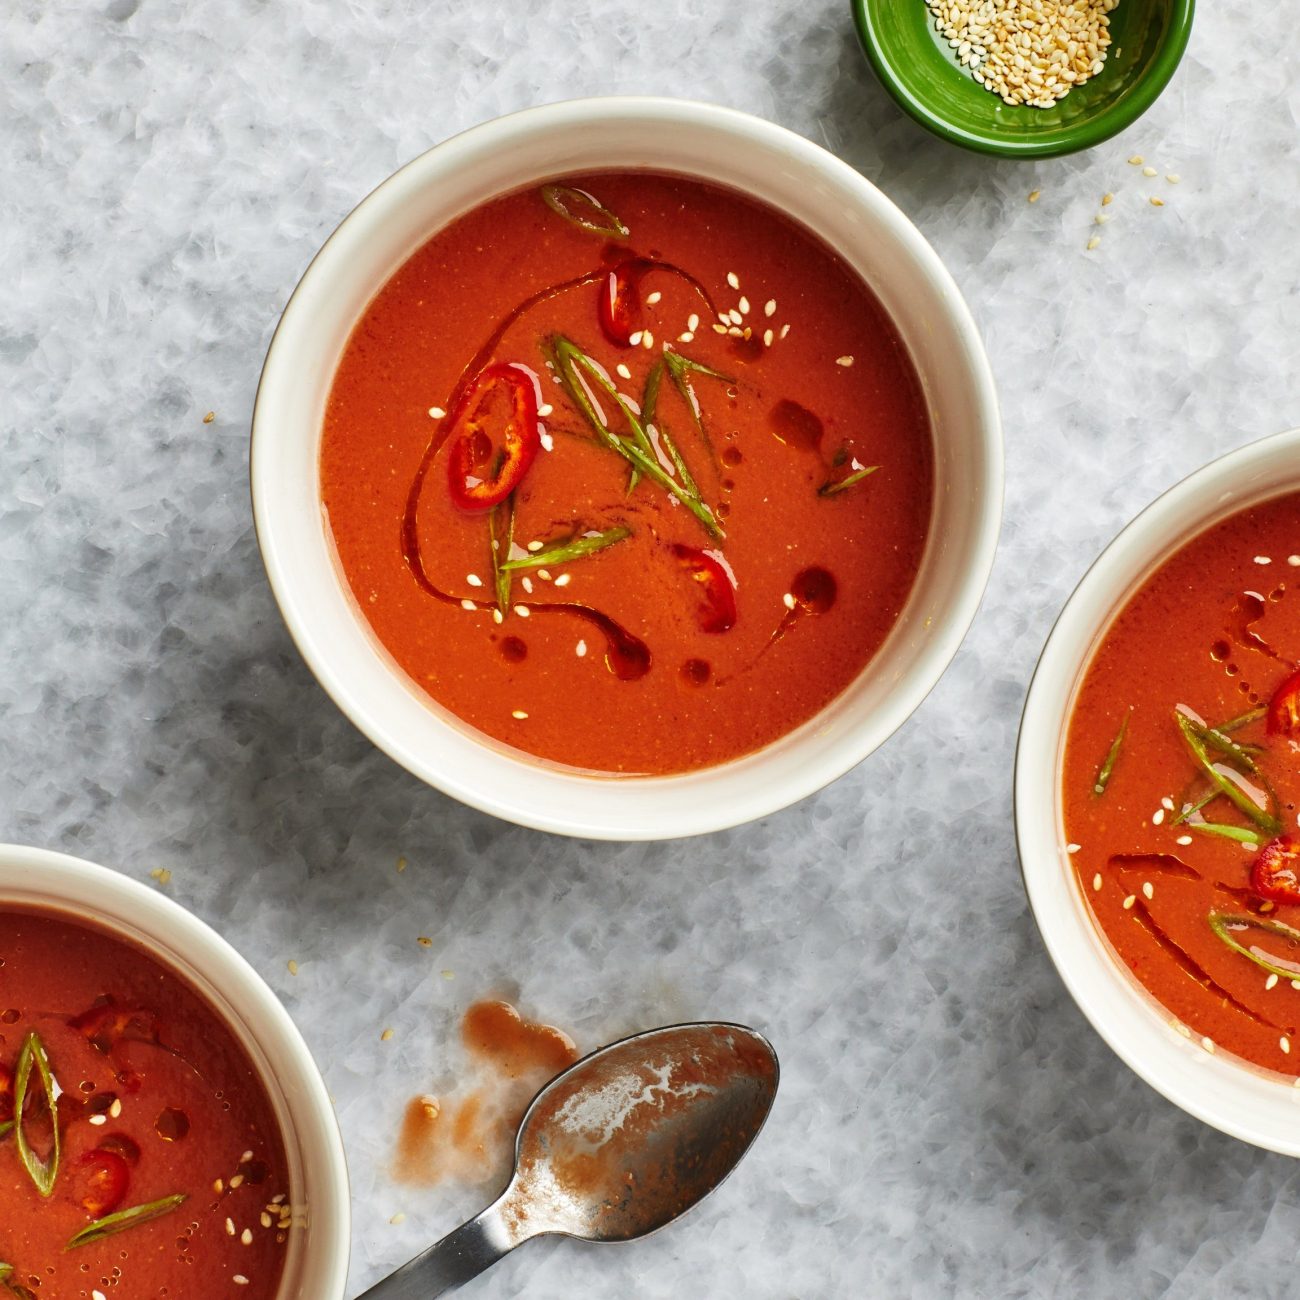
[598,259,653,347]
[69,1002,161,1054]
[446,363,541,512]
[0,1060,13,1125]
[1252,833,1300,905]
[672,545,737,634]
[1267,667,1300,737]
[70,1148,131,1218]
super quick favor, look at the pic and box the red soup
[0,909,289,1298]
[321,171,933,774]
[1064,492,1300,1075]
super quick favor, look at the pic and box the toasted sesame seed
[1094,213,1109,225]
[738,295,750,314]
[1284,1036,1292,1055]
[628,331,643,346]
[782,593,796,610]
[1267,974,1280,990]
[226,1218,236,1236]
[428,406,445,419]
[1176,835,1192,845]
[459,598,476,612]
[512,709,528,720]
[726,271,740,289]
[214,1179,224,1194]
[1201,1036,1215,1053]
[763,329,774,347]
[538,569,551,581]
[466,574,483,587]
[1129,155,1144,165]
[780,323,791,339]
[89,1113,106,1126]
[554,573,571,587]
[515,605,530,618]
[1142,165,1157,177]
[1066,843,1081,854]
[1166,173,1180,183]
[1122,894,1136,910]
[646,290,662,304]
[1255,556,1272,565]
[1028,190,1040,203]
[381,1028,394,1041]
[1087,236,1101,250]
[261,1211,273,1228]
[642,330,654,349]
[712,323,728,335]
[576,639,587,657]
[417,936,432,948]
[390,1212,406,1225]
[764,299,776,317]
[1102,192,1114,205]
[287,960,298,976]
[110,1098,122,1118]
[1149,196,1164,207]
[491,608,503,625]
[1142,881,1154,900]
[229,1174,244,1189]
[835,356,854,368]
[527,540,545,552]
[1092,873,1102,892]
[688,313,700,332]
[241,1228,253,1245]
[727,326,743,337]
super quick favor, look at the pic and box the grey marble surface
[3,1,1300,1296]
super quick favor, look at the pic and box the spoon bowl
[362,1022,778,1296]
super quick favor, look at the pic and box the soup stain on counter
[394,1000,579,1188]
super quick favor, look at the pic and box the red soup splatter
[0,909,289,1297]
[321,171,933,774]
[1063,492,1300,1075]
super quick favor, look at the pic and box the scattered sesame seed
[1202,1036,1215,1053]
[234,1278,249,1288]
[521,576,533,594]
[1174,1020,1192,1039]
[214,1179,224,1194]
[646,290,662,304]
[1161,796,1175,811]
[678,332,694,343]
[615,362,632,380]
[537,569,551,581]
[1255,556,1272,565]
[229,1174,244,1189]
[491,608,503,625]
[1122,894,1136,910]
[726,271,740,290]
[515,605,530,618]
[1129,155,1144,165]
[1289,556,1300,567]
[554,573,571,587]
[538,403,553,417]
[1267,974,1280,990]
[728,308,744,325]
[763,329,774,347]
[576,639,587,657]
[261,1212,273,1228]
[1152,809,1165,825]
[1092,873,1102,892]
[226,1218,236,1236]
[738,295,750,314]
[390,1212,407,1225]
[1166,173,1180,183]
[628,331,643,346]
[1284,1036,1292,1055]
[1087,236,1101,250]
[94,1292,107,1300]
[642,330,654,349]
[466,574,483,587]
[1142,165,1157,177]
[241,1228,253,1245]
[780,323,790,339]
[711,323,728,335]
[1149,196,1164,207]
[381,1028,394,1041]
[203,412,215,424]
[287,960,298,976]
[1176,835,1192,845]
[727,326,743,337]
[835,356,854,368]
[428,406,445,419]
[149,867,172,885]
[89,1113,106,1126]
[527,540,545,552]
[1102,192,1114,206]
[417,936,432,948]
[782,593,796,610]
[459,598,476,612]
[688,314,700,332]
[512,709,528,720]
[1066,843,1081,854]
[1027,190,1040,203]
[1293,980,1300,990]
[110,1098,122,1118]
[1094,213,1109,225]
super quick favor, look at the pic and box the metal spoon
[360,1021,779,1297]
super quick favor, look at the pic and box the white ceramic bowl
[1016,427,1300,1156]
[252,96,1002,840]
[0,843,351,1294]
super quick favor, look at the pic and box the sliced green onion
[14,1032,59,1197]
[1175,711,1280,833]
[1209,912,1300,982]
[65,1193,188,1251]
[1185,719,1260,774]
[1187,821,1265,845]
[642,359,701,498]
[539,185,629,239]
[501,526,631,573]
[1093,708,1132,797]
[548,336,721,539]
[1213,704,1266,733]
[818,465,880,498]
[489,494,515,615]
[1170,787,1217,827]
[0,1120,12,1140]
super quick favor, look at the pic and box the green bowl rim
[850,0,1196,159]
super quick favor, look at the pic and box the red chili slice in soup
[1267,667,1300,737]
[70,1148,131,1217]
[1252,833,1300,905]
[446,363,541,512]
[672,545,737,633]
[598,260,651,347]
[0,1060,13,1126]
[70,1001,161,1052]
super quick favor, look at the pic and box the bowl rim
[1015,427,1300,1156]
[0,843,352,1294]
[251,94,1003,840]
[850,0,1196,159]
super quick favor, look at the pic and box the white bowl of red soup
[1018,428,1300,1154]
[0,844,349,1296]
[252,97,1002,839]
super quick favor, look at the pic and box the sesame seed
[726,271,740,290]
[764,299,776,317]
[1162,796,1175,811]
[576,639,587,657]
[616,363,632,380]
[512,709,528,720]
[1102,192,1114,205]
[1142,881,1154,900]
[460,598,476,612]
[712,323,728,335]
[782,593,796,610]
[1129,155,1144,165]
[1166,173,1180,183]
[780,323,791,339]
[234,1278,249,1288]
[678,332,694,343]
[1289,556,1300,567]
[381,1028,394,1041]
[1087,236,1101,250]
[110,1098,122,1118]
[521,576,533,593]
[527,540,545,552]
[738,295,750,314]
[89,1113,106,1125]
[538,403,553,417]
[1267,974,1280,990]
[727,326,743,337]
[1142,165,1157,177]
[642,330,654,349]
[1176,835,1192,845]
[1152,809,1165,825]
[1283,1036,1292,1055]
[554,573,571,587]
[466,574,483,587]
[1202,1037,1215,1053]
[390,1212,407,1225]
[1028,190,1041,203]
[646,291,662,304]
[1150,196,1164,207]
[537,570,551,581]
[1122,894,1136,910]
[261,1211,273,1227]
[1092,873,1102,892]
[835,356,854,368]
[540,430,554,452]
[428,406,445,419]
[229,1174,244,1188]
[287,960,298,976]
[688,313,700,331]
[491,609,503,625]
[515,605,530,618]
[1255,556,1272,565]
[628,331,643,346]
[1174,1020,1192,1039]
[763,329,774,347]
[417,936,432,948]
[241,1228,253,1245]
[729,309,744,325]
[1094,213,1109,225]
[214,1179,224,1193]
[226,1217,236,1236]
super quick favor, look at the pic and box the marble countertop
[4,1,1300,1296]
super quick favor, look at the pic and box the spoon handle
[357,1204,516,1298]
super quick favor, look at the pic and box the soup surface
[0,909,289,1297]
[321,171,933,774]
[1063,492,1300,1075]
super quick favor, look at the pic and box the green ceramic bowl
[851,0,1194,158]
